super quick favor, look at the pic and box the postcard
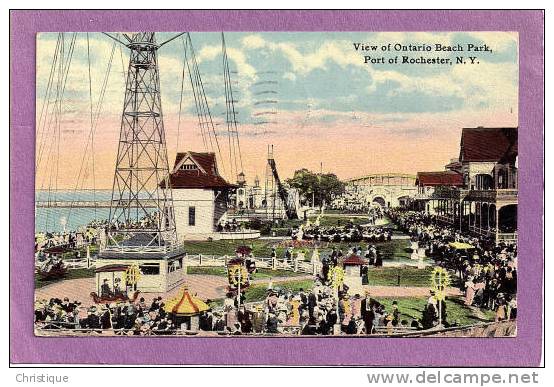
[10,9,544,366]
[33,30,519,338]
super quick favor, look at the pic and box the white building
[164,151,237,241]
[332,173,417,210]
[230,175,294,220]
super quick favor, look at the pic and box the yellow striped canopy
[449,242,475,250]
[163,286,210,316]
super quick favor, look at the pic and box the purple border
[10,10,544,366]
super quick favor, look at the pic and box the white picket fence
[185,254,317,275]
[63,258,97,269]
[43,253,317,275]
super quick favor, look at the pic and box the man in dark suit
[100,279,112,298]
[360,291,376,334]
[199,311,213,331]
[307,291,317,318]
[213,313,226,332]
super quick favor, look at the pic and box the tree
[318,173,345,207]
[286,169,344,208]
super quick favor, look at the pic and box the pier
[35,200,159,208]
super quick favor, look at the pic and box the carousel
[163,286,211,331]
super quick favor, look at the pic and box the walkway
[35,274,460,308]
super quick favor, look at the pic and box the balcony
[431,187,468,200]
[412,193,432,200]
[465,189,518,203]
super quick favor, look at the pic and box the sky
[35,31,518,190]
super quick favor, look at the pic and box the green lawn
[377,297,496,326]
[366,267,434,287]
[183,239,287,257]
[186,266,306,279]
[35,267,96,289]
[374,239,412,260]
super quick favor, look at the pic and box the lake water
[36,190,119,233]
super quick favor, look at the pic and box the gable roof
[460,127,518,163]
[160,151,236,189]
[173,152,218,174]
[444,160,462,171]
[416,171,464,187]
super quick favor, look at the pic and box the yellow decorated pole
[124,264,141,293]
[431,267,451,328]
[331,266,345,335]
[228,264,248,306]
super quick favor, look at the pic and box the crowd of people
[35,296,181,335]
[294,224,392,244]
[388,209,517,321]
[35,228,98,254]
[216,219,245,233]
[200,285,411,335]
[35,204,517,335]
[290,211,392,244]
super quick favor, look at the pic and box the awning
[449,242,475,250]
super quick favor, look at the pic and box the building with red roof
[413,127,518,244]
[164,151,237,240]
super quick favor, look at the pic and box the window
[188,206,196,226]
[139,264,160,276]
[180,163,197,170]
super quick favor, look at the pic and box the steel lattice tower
[105,32,177,252]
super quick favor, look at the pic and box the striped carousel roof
[163,286,210,316]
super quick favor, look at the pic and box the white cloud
[241,34,265,50]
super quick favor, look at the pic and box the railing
[432,188,468,200]
[216,230,261,240]
[466,189,518,202]
[497,232,518,243]
[41,252,313,274]
[62,258,96,269]
[435,215,455,225]
[35,257,97,271]
[468,225,492,237]
[412,193,432,200]
[101,244,183,254]
[467,226,517,244]
[34,320,516,337]
[185,254,315,274]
